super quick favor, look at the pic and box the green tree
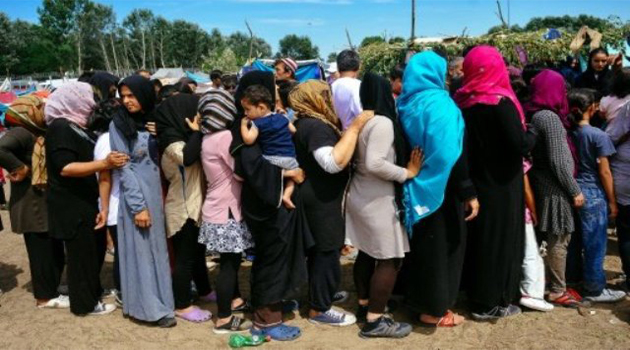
[277,34,319,60]
[167,20,210,68]
[388,36,406,44]
[227,31,272,64]
[524,15,613,32]
[327,52,337,63]
[202,47,239,73]
[360,35,385,48]
[123,9,156,69]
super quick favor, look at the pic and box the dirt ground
[2,207,630,350]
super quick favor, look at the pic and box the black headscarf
[113,75,156,141]
[88,72,120,101]
[576,49,613,95]
[154,93,200,152]
[230,71,276,154]
[359,72,409,213]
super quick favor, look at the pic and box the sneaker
[359,316,412,339]
[213,316,253,334]
[157,316,177,328]
[519,296,554,312]
[88,302,116,316]
[114,292,123,307]
[37,295,70,309]
[471,305,521,321]
[583,288,627,303]
[309,308,357,327]
[333,291,349,304]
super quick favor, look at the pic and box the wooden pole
[245,20,254,61]
[411,0,416,40]
[345,28,354,50]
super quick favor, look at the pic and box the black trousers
[65,223,105,315]
[172,219,212,309]
[23,232,65,300]
[308,249,340,312]
[353,251,402,314]
[216,252,243,318]
[109,225,121,292]
[617,204,630,288]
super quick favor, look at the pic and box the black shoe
[333,291,349,304]
[356,305,368,323]
[359,316,412,339]
[472,304,521,321]
[213,316,252,334]
[157,316,177,328]
[232,300,250,313]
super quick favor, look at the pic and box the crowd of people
[0,43,629,341]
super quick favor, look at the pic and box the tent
[242,59,325,82]
[151,68,186,84]
[186,71,210,83]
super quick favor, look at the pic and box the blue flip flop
[251,324,301,341]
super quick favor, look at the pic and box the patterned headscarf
[289,80,341,135]
[44,82,97,128]
[198,89,237,134]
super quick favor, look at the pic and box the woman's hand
[465,198,480,221]
[185,113,201,132]
[348,110,375,132]
[134,209,152,228]
[8,165,30,183]
[104,152,129,169]
[406,148,424,179]
[145,121,157,136]
[95,210,108,230]
[609,201,619,220]
[573,193,585,208]
[284,168,305,184]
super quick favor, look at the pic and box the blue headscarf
[397,51,465,234]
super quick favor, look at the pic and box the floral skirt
[198,219,254,254]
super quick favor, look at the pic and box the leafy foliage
[276,34,319,60]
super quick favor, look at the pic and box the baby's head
[241,85,273,120]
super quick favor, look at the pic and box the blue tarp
[247,60,323,82]
[543,28,562,40]
[186,71,210,83]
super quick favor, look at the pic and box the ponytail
[567,88,596,131]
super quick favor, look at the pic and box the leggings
[216,253,243,318]
[172,219,212,309]
[23,232,65,300]
[353,250,402,314]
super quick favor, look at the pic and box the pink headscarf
[44,81,96,128]
[454,45,525,127]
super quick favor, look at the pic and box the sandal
[232,300,250,313]
[176,307,212,323]
[549,292,580,308]
[251,323,301,341]
[419,311,460,328]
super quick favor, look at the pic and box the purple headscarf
[525,69,577,174]
[44,81,96,128]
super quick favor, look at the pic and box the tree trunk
[159,33,166,68]
[141,30,146,69]
[110,33,120,74]
[149,34,157,71]
[100,37,112,72]
[77,32,83,74]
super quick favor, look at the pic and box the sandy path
[1,208,630,349]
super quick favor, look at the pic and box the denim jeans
[578,185,609,296]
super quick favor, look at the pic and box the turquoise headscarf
[397,51,465,234]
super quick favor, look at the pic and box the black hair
[158,84,179,101]
[522,64,545,86]
[510,76,529,104]
[222,74,237,88]
[242,84,273,110]
[174,80,194,94]
[210,70,223,81]
[432,48,448,60]
[462,45,477,58]
[587,48,609,70]
[611,68,630,99]
[151,79,163,89]
[390,64,405,81]
[567,88,597,130]
[78,71,95,82]
[336,49,361,72]
[277,80,299,109]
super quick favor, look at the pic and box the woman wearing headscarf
[88,72,120,101]
[398,51,478,327]
[197,89,254,334]
[154,93,213,323]
[45,82,127,316]
[0,95,67,309]
[575,48,619,96]
[345,73,421,338]
[524,70,585,308]
[230,71,311,341]
[289,80,373,327]
[454,46,536,320]
[110,75,176,327]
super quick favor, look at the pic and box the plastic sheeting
[246,59,324,82]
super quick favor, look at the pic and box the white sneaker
[519,296,554,312]
[89,302,116,316]
[583,289,627,303]
[37,295,70,309]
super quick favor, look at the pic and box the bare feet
[420,311,465,326]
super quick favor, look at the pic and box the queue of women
[0,44,629,341]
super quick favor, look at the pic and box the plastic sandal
[176,307,212,323]
[251,324,301,341]
[419,311,459,328]
[550,292,580,308]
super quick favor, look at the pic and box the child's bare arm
[288,122,297,135]
[241,118,259,145]
[524,173,538,223]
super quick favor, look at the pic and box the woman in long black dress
[44,82,128,315]
[454,46,536,320]
[229,71,311,341]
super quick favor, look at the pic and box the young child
[569,88,625,303]
[240,84,298,209]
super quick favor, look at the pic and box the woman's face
[120,85,142,113]
[591,53,608,72]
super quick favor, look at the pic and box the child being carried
[240,84,299,209]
